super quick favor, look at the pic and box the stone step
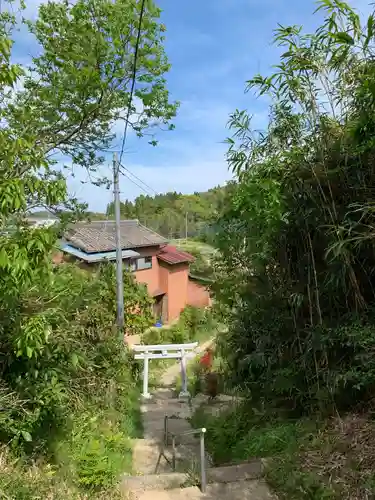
[208,461,263,483]
[133,439,170,474]
[122,471,188,494]
[142,416,194,442]
[135,480,277,499]
[141,400,192,413]
[164,441,214,468]
[131,438,262,485]
[132,438,210,475]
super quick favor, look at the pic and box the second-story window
[129,256,152,271]
[138,256,152,270]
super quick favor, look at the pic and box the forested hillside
[106,185,233,240]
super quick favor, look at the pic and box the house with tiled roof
[56,220,211,323]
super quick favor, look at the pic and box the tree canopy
[1,0,177,291]
[214,0,375,415]
[105,185,233,240]
[0,0,176,451]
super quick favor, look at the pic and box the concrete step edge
[134,480,277,500]
[207,460,263,483]
[121,471,189,493]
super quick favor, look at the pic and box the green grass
[170,239,216,257]
[55,386,142,493]
[0,444,128,500]
[0,380,143,499]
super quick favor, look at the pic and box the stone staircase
[121,385,277,500]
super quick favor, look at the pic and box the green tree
[105,185,232,240]
[0,0,178,287]
[7,0,177,180]
[214,0,375,415]
[0,0,174,452]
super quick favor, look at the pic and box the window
[129,258,137,272]
[137,256,152,271]
[128,256,152,271]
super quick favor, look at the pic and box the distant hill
[105,184,235,240]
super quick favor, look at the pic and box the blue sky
[13,0,373,212]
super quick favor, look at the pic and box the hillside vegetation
[0,261,152,498]
[106,186,232,240]
[201,2,375,499]
[171,239,217,281]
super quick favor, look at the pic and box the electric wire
[118,161,158,196]
[118,0,147,167]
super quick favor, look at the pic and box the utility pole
[113,152,124,331]
[185,211,188,240]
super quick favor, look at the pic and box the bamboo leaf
[330,31,354,45]
[364,14,374,49]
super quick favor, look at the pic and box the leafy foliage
[215,0,375,415]
[1,263,150,449]
[106,185,233,241]
[0,262,147,496]
[0,0,177,495]
[8,0,177,177]
[141,306,216,346]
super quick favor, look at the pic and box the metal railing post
[200,428,207,493]
[172,435,176,471]
[160,416,208,490]
[164,416,169,447]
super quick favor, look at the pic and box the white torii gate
[132,342,198,399]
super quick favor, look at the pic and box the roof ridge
[136,220,167,241]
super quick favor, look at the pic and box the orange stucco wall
[187,279,211,309]
[133,246,161,296]
[134,256,160,295]
[158,262,169,294]
[133,251,192,323]
[158,261,189,322]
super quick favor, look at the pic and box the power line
[118,162,158,196]
[118,0,147,166]
[120,168,154,196]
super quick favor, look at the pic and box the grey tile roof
[64,220,167,253]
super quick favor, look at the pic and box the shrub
[65,412,131,489]
[212,0,375,419]
[141,306,217,346]
[218,295,375,414]
[0,263,149,450]
[0,262,148,496]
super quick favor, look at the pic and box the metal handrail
[163,415,207,493]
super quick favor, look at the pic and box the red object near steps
[200,349,213,370]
